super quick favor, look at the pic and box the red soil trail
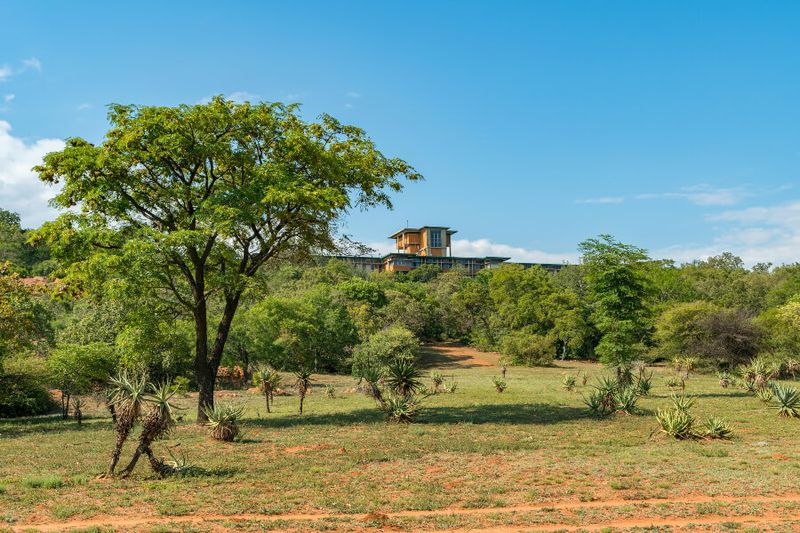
[420,342,501,368]
[14,493,800,532]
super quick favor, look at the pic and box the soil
[14,493,800,532]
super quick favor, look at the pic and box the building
[332,225,564,275]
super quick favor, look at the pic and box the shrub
[583,389,606,416]
[635,370,653,396]
[492,376,507,393]
[357,364,384,404]
[656,408,695,439]
[385,358,424,396]
[664,376,684,390]
[203,402,245,441]
[325,384,336,398]
[561,375,577,391]
[756,387,774,403]
[739,356,777,392]
[430,370,444,392]
[0,373,55,418]
[670,394,696,413]
[47,342,117,418]
[613,386,639,415]
[498,331,554,366]
[784,358,800,378]
[444,380,458,394]
[771,384,800,418]
[382,393,421,423]
[718,371,731,388]
[350,325,419,376]
[171,376,191,395]
[673,356,698,377]
[702,416,733,439]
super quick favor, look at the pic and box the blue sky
[1,1,799,265]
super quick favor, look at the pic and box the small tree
[34,97,419,422]
[579,235,653,381]
[0,262,51,370]
[48,343,117,418]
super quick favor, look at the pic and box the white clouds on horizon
[199,91,260,105]
[0,120,64,227]
[576,196,624,205]
[579,184,770,208]
[637,184,751,206]
[21,58,42,72]
[365,238,576,264]
[653,200,800,266]
[0,58,43,82]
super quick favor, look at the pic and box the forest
[2,201,798,419]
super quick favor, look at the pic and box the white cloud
[346,91,361,99]
[76,102,92,111]
[637,184,749,206]
[576,196,624,204]
[0,58,43,82]
[3,94,14,103]
[21,58,42,72]
[452,238,576,263]
[227,91,258,103]
[344,103,354,109]
[365,241,396,255]
[199,91,259,105]
[364,237,575,264]
[653,200,800,266]
[0,120,64,227]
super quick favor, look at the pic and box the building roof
[389,226,457,239]
[381,252,509,261]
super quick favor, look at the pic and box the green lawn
[2,346,800,532]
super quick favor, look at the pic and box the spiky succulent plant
[203,402,246,441]
[105,371,147,476]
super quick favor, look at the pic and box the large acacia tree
[34,97,419,420]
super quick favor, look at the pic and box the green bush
[350,325,419,376]
[0,373,56,418]
[499,331,554,366]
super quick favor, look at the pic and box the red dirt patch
[16,493,800,532]
[421,342,501,368]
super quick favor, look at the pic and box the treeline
[2,216,800,417]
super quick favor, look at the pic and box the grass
[1,345,799,531]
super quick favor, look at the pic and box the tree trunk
[194,292,213,423]
[196,363,216,423]
[240,347,251,384]
[194,292,241,423]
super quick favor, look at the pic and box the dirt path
[15,493,800,532]
[420,342,501,368]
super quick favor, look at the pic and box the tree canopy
[33,97,420,419]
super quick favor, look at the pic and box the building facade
[332,225,564,275]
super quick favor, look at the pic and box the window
[429,229,442,248]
